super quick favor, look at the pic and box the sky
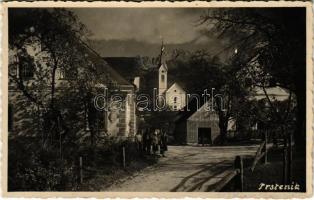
[71,8,228,57]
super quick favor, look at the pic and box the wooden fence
[76,143,141,184]
[213,131,268,191]
[212,156,243,192]
[251,131,268,172]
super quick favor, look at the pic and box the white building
[9,38,137,139]
[157,63,186,111]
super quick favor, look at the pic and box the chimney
[133,76,140,91]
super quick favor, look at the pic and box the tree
[9,8,107,149]
[200,8,306,149]
[170,49,248,144]
[8,8,116,190]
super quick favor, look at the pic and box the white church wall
[166,83,186,110]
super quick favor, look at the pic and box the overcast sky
[71,8,227,57]
[73,8,209,43]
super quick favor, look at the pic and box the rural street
[105,145,259,192]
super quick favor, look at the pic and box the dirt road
[105,145,259,192]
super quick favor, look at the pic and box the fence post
[79,156,83,184]
[263,130,267,164]
[157,144,160,154]
[234,156,243,192]
[283,147,288,184]
[287,131,292,183]
[122,146,126,168]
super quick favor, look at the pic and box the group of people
[135,127,168,157]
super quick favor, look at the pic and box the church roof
[160,63,168,71]
[166,82,185,93]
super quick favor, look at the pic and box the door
[198,128,212,146]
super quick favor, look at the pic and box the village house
[8,38,137,140]
[249,86,291,132]
[174,98,220,145]
[252,86,290,102]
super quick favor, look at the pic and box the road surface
[105,145,259,192]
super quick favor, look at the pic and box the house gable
[188,101,219,122]
[166,83,186,110]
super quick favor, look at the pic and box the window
[84,106,90,131]
[95,110,106,131]
[42,56,50,64]
[174,97,177,103]
[173,105,177,111]
[174,90,177,92]
[20,62,34,78]
[112,81,118,88]
[9,64,18,77]
[59,69,66,79]
[161,74,165,82]
[18,51,35,79]
[245,78,252,87]
[9,55,18,77]
[8,104,13,132]
[59,68,77,80]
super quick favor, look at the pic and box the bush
[8,136,150,191]
[8,137,78,191]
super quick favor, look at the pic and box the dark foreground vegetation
[220,143,305,192]
[8,137,157,191]
[243,146,306,192]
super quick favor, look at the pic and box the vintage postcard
[1,1,313,198]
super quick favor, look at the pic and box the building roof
[101,56,188,94]
[166,82,185,94]
[81,44,133,87]
[103,57,142,82]
[252,86,290,101]
[174,96,208,123]
[160,63,168,71]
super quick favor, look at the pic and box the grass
[77,154,158,191]
[242,146,306,192]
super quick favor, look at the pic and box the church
[105,43,187,112]
[157,62,186,111]
[154,42,187,111]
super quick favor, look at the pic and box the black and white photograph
[4,2,312,196]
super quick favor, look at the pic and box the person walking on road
[145,127,152,154]
[152,129,159,155]
[135,129,143,153]
[160,128,168,157]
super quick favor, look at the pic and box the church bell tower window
[161,74,165,82]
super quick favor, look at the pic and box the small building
[174,100,220,145]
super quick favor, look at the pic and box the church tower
[158,40,167,96]
[158,63,167,96]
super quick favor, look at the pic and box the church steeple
[158,38,166,67]
[158,39,167,96]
